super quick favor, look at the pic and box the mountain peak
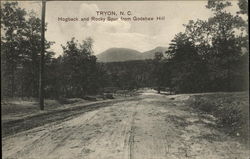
[142,46,168,59]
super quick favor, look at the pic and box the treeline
[156,0,249,93]
[0,2,156,99]
[1,2,106,98]
[1,2,54,98]
[102,60,156,89]
[45,38,107,98]
[101,0,249,94]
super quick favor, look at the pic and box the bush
[189,92,249,141]
[193,97,217,113]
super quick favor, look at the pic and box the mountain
[96,48,142,62]
[141,46,168,59]
[96,46,168,62]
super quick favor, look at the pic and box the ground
[2,89,249,159]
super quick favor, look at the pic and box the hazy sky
[17,1,240,56]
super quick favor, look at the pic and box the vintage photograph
[1,0,249,158]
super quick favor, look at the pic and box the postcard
[1,0,249,158]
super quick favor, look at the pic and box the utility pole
[39,0,46,110]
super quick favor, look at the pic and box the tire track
[48,110,100,155]
[128,111,137,159]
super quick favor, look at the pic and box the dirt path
[2,90,249,159]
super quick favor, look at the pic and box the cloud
[94,19,131,33]
[79,3,98,16]
[91,32,169,54]
[36,1,241,56]
[46,3,139,55]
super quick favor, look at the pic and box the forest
[1,0,248,100]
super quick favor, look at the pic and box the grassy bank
[1,89,139,122]
[188,92,249,143]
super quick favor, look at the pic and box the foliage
[163,0,248,93]
[1,2,27,97]
[1,2,53,98]
[45,37,107,98]
[103,60,156,90]
[188,92,249,142]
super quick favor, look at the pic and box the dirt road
[2,90,249,159]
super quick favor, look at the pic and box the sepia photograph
[1,0,249,158]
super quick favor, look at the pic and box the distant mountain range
[96,47,168,62]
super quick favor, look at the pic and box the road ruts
[2,90,249,159]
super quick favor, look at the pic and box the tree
[166,33,208,93]
[58,37,104,97]
[1,2,54,99]
[21,12,54,97]
[165,0,248,93]
[153,52,164,93]
[237,0,248,15]
[206,0,247,91]
[1,2,26,97]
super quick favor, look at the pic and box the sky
[17,1,240,56]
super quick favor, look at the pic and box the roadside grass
[1,97,88,122]
[1,89,139,121]
[1,98,61,115]
[188,92,249,143]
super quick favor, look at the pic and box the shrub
[189,92,249,141]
